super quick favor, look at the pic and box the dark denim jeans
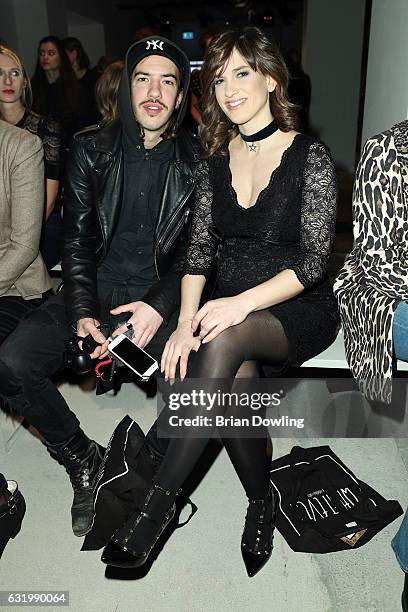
[392,508,408,572]
[393,301,408,362]
[391,301,408,571]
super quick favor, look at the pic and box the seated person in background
[189,29,219,130]
[0,122,49,558]
[0,44,65,269]
[95,60,124,125]
[334,120,408,404]
[63,37,100,125]
[0,119,51,348]
[31,36,85,140]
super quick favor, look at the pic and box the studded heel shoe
[0,481,26,559]
[101,483,179,569]
[241,485,276,577]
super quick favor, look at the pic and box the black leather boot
[241,485,276,577]
[0,481,26,558]
[101,482,179,568]
[47,431,105,537]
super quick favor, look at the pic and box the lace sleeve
[42,117,65,181]
[291,141,338,288]
[183,159,218,279]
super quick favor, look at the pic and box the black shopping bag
[82,415,197,551]
[82,415,152,550]
[270,445,402,553]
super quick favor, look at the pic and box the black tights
[155,311,289,500]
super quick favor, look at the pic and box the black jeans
[0,289,178,444]
[0,294,48,347]
[0,293,50,487]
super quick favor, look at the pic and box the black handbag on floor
[269,445,402,553]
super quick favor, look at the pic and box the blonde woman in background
[0,44,65,269]
[95,60,124,125]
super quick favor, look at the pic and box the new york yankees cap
[125,36,190,90]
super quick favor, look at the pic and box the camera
[64,323,110,374]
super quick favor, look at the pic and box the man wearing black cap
[0,37,201,537]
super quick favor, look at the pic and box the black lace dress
[16,110,64,181]
[16,110,65,269]
[183,134,340,366]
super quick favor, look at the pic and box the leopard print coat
[334,120,408,403]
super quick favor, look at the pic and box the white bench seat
[302,330,408,372]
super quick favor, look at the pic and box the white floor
[0,378,406,612]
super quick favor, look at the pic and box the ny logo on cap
[146,40,164,51]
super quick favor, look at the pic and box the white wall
[0,0,18,48]
[0,0,49,76]
[14,0,49,76]
[361,0,408,143]
[303,0,366,172]
[67,12,106,67]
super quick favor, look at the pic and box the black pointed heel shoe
[101,483,179,569]
[241,485,276,578]
[0,481,26,559]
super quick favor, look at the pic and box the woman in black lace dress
[0,44,65,269]
[102,27,339,576]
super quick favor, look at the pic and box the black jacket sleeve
[62,137,100,326]
[141,202,192,324]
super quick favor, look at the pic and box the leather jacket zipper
[161,208,190,254]
[154,186,194,277]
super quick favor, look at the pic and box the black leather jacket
[62,119,201,326]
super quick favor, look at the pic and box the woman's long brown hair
[200,27,299,157]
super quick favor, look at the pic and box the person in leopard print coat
[334,120,408,404]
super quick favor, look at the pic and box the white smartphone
[108,334,158,380]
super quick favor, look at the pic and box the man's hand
[110,301,163,348]
[192,296,251,344]
[77,318,108,359]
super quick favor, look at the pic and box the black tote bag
[82,415,150,550]
[270,445,402,553]
[82,415,197,551]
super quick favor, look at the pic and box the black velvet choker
[239,120,278,142]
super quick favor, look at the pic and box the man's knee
[0,324,35,384]
[0,302,66,389]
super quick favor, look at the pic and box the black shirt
[97,131,174,300]
[79,68,100,125]
[17,109,65,181]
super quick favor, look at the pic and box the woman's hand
[161,321,201,382]
[192,296,252,343]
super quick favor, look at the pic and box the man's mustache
[140,99,168,110]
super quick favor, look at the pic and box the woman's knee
[190,327,246,378]
[200,326,244,359]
